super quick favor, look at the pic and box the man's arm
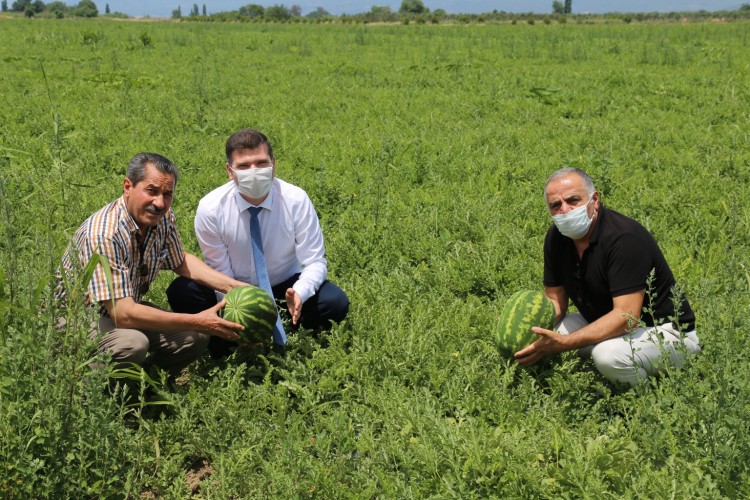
[284,195,327,325]
[102,296,241,340]
[515,289,645,366]
[194,201,236,279]
[174,252,246,294]
[544,285,568,324]
[290,195,327,303]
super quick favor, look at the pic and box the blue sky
[99,1,744,18]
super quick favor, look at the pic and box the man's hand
[514,326,569,366]
[285,288,302,326]
[194,299,243,341]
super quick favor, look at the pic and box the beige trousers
[96,302,209,376]
[557,312,700,386]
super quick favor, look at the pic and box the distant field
[1,18,749,497]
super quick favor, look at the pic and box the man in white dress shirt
[167,129,349,356]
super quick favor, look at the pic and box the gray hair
[126,153,179,186]
[544,167,595,198]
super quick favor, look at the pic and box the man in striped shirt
[59,153,247,376]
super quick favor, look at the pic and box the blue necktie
[248,206,287,345]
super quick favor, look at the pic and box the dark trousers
[166,274,349,356]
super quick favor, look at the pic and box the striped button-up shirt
[58,195,185,313]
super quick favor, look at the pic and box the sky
[99,1,744,18]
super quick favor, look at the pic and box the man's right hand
[195,299,243,341]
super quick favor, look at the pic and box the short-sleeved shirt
[58,195,185,314]
[543,206,695,331]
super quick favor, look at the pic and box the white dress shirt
[195,178,328,304]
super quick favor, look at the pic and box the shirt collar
[589,204,606,246]
[117,195,140,236]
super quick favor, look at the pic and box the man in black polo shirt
[515,167,700,386]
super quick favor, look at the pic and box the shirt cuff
[292,281,314,304]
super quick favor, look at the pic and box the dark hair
[126,153,179,185]
[225,129,274,164]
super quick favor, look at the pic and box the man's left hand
[285,288,302,326]
[514,327,569,366]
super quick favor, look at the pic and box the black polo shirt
[543,206,695,331]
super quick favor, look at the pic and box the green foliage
[1,19,749,497]
[239,3,264,18]
[265,4,291,21]
[72,0,96,17]
[399,0,428,14]
[45,0,65,13]
[306,6,331,19]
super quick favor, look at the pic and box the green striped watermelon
[221,285,277,344]
[495,290,556,357]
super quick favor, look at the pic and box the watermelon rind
[495,290,556,358]
[221,285,277,344]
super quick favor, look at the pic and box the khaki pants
[94,302,209,376]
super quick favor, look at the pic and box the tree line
[170,1,750,24]
[3,0,750,23]
[1,0,115,18]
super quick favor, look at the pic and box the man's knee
[319,283,350,323]
[328,290,350,323]
[102,330,150,365]
[167,277,217,314]
[185,331,210,354]
[590,341,643,386]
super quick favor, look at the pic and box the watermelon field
[1,17,749,497]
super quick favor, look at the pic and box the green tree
[552,1,563,14]
[239,3,263,17]
[72,0,97,17]
[190,3,198,15]
[105,3,109,13]
[305,6,329,18]
[11,0,30,12]
[399,0,428,14]
[47,0,65,15]
[740,3,750,10]
[172,5,181,18]
[564,0,572,14]
[1,0,7,11]
[264,4,291,20]
[23,3,33,15]
[290,4,301,16]
[202,3,206,15]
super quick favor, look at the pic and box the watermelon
[495,290,556,357]
[221,285,278,344]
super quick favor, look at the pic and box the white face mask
[232,166,273,199]
[552,198,594,239]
